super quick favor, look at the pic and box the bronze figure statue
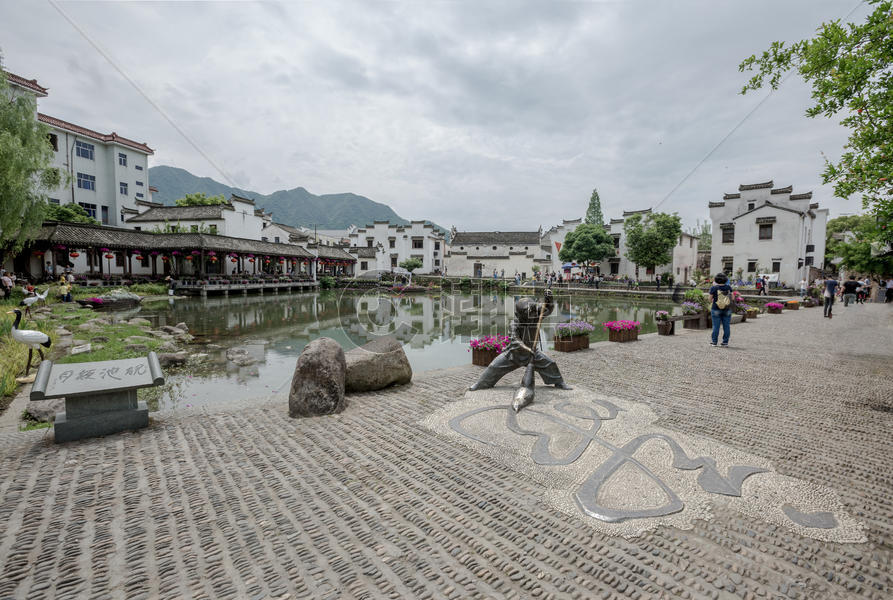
[468,288,572,411]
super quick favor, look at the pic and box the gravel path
[0,302,890,599]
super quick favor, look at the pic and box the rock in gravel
[159,341,180,353]
[128,317,151,326]
[289,337,347,418]
[55,328,71,336]
[90,336,110,344]
[174,322,189,332]
[159,325,183,335]
[158,351,188,367]
[344,336,412,393]
[25,399,65,423]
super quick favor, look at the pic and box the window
[723,261,733,274]
[434,259,440,266]
[48,133,58,152]
[613,237,620,249]
[135,192,144,199]
[435,241,440,250]
[759,224,773,240]
[610,262,619,275]
[134,226,141,231]
[118,153,127,166]
[747,261,756,273]
[191,225,199,233]
[48,198,60,205]
[135,180,144,187]
[360,261,368,270]
[119,182,128,195]
[492,245,497,250]
[77,172,96,191]
[115,253,125,267]
[75,140,94,160]
[689,237,693,248]
[748,203,755,211]
[261,236,268,241]
[135,164,143,171]
[412,239,424,249]
[676,267,680,274]
[722,228,734,243]
[389,239,395,248]
[367,239,374,247]
[209,224,217,235]
[806,244,815,253]
[274,236,280,243]
[101,206,109,225]
[78,202,97,218]
[804,256,814,266]
[391,256,398,267]
[771,261,781,272]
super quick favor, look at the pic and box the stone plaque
[31,353,164,401]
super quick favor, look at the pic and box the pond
[136,290,682,411]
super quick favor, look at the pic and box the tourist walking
[0,270,12,299]
[655,274,661,291]
[842,276,859,307]
[799,278,807,298]
[886,278,893,303]
[709,272,733,347]
[823,275,839,317]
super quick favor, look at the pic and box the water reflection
[137,290,681,411]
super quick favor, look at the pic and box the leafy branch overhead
[739,0,893,228]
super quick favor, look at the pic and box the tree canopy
[399,257,423,272]
[0,66,63,254]
[584,188,605,226]
[558,223,614,266]
[174,192,227,206]
[623,212,682,274]
[825,214,893,274]
[45,202,99,225]
[687,219,712,250]
[739,0,893,225]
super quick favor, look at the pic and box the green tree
[45,202,99,225]
[399,257,423,273]
[623,212,683,277]
[0,66,63,255]
[174,192,227,206]
[688,219,712,250]
[584,188,605,226]
[739,0,893,221]
[825,213,893,274]
[558,223,614,267]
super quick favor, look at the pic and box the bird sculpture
[19,287,49,318]
[7,309,52,377]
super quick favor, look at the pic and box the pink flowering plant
[86,297,104,304]
[468,335,511,352]
[602,320,641,332]
[654,310,670,321]
[765,302,785,310]
[555,321,595,338]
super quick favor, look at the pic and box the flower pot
[657,321,674,335]
[785,303,799,310]
[768,307,782,314]
[608,328,638,343]
[682,313,708,329]
[472,348,502,366]
[555,334,590,352]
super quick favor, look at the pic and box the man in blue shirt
[823,275,839,318]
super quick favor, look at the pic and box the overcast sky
[0,0,870,231]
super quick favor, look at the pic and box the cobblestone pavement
[0,303,890,599]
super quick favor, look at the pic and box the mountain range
[148,166,430,232]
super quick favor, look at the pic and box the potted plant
[655,310,673,335]
[469,335,511,366]
[745,307,759,319]
[766,302,784,314]
[603,320,641,342]
[681,301,708,329]
[785,299,800,310]
[554,321,595,352]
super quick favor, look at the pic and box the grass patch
[55,322,165,365]
[0,311,58,396]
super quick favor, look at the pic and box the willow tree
[0,66,62,255]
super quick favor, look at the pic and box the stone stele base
[53,392,149,443]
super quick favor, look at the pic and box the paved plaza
[0,303,891,599]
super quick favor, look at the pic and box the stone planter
[607,328,639,343]
[472,348,502,366]
[738,312,747,323]
[554,335,590,352]
[746,309,759,319]
[785,302,800,310]
[656,321,674,335]
[767,307,782,314]
[682,313,708,329]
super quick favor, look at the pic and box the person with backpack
[709,272,733,347]
[823,275,839,317]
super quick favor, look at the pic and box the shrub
[319,276,336,289]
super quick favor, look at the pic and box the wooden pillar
[200,250,205,277]
[127,250,132,276]
[51,249,57,278]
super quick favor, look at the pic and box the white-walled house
[709,180,828,285]
[445,230,544,278]
[125,194,265,239]
[606,209,696,281]
[540,219,582,273]
[349,221,445,275]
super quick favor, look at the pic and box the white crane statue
[7,309,52,377]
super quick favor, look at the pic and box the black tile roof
[770,185,793,194]
[126,205,228,222]
[738,181,773,191]
[451,231,540,245]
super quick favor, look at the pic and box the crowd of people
[816,274,893,318]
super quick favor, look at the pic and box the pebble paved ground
[0,302,890,599]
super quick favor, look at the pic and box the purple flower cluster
[555,321,595,338]
[469,335,511,352]
[681,301,703,315]
[602,320,641,332]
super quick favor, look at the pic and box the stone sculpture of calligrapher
[468,289,572,394]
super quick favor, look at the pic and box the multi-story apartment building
[709,180,828,285]
[349,221,445,275]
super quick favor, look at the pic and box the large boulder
[289,337,347,418]
[344,336,412,393]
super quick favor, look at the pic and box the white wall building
[540,219,582,274]
[445,229,544,278]
[606,209,696,281]
[709,180,828,285]
[349,221,445,275]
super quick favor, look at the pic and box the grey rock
[289,337,347,418]
[158,351,188,367]
[128,317,152,326]
[124,344,149,353]
[159,341,180,353]
[76,322,100,331]
[344,336,412,393]
[90,336,110,344]
[55,328,71,336]
[25,399,64,423]
[174,322,189,333]
[124,335,155,345]
[31,313,48,321]
[226,347,257,367]
[71,343,92,355]
[159,325,182,335]
[148,330,174,340]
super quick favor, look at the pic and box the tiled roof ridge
[770,185,793,194]
[37,113,153,154]
[738,180,773,191]
[3,70,48,96]
[790,192,813,200]
[723,193,740,200]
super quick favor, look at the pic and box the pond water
[136,290,682,411]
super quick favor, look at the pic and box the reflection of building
[709,180,828,284]
[349,221,445,275]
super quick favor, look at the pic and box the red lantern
[248,258,255,263]
[210,257,218,262]
[185,255,193,261]
[104,253,114,259]
[231,258,237,263]
[69,252,80,258]
[33,250,44,257]
[162,256,169,262]
[135,255,144,261]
